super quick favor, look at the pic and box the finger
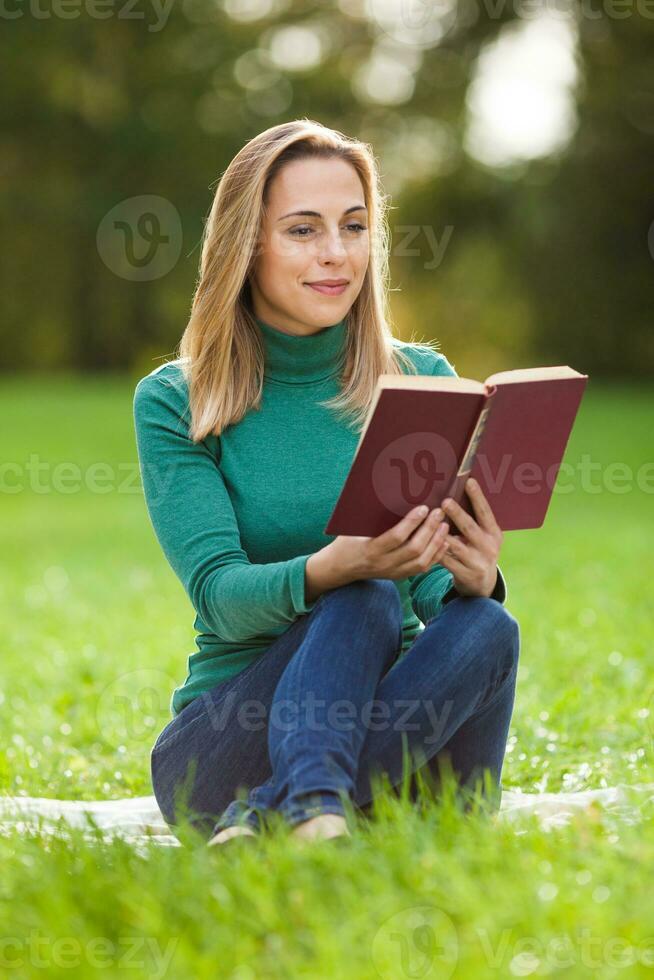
[416,521,450,568]
[390,525,448,577]
[425,524,453,567]
[465,478,501,535]
[372,505,430,552]
[441,534,493,585]
[441,533,473,568]
[403,508,447,555]
[441,495,484,546]
[437,545,466,577]
[391,521,449,578]
[385,507,445,562]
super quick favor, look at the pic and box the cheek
[255,238,305,285]
[352,237,370,273]
[265,234,308,274]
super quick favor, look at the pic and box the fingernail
[442,498,451,508]
[416,505,428,516]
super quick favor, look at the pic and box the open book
[324,365,589,538]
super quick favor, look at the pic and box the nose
[318,226,348,262]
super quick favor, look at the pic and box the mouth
[304,281,349,296]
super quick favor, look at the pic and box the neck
[255,315,348,384]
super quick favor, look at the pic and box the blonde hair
[175,118,438,443]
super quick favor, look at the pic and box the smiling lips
[305,280,349,296]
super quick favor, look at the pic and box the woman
[133,118,520,847]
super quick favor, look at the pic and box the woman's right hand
[328,505,450,583]
[305,507,450,602]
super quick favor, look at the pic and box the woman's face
[249,156,369,336]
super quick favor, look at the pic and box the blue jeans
[150,579,520,840]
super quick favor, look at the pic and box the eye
[288,223,367,237]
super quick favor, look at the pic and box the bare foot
[208,825,257,847]
[291,813,351,841]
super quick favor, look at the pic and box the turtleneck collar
[255,315,348,383]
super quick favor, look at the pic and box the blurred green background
[2,5,654,974]
[2,0,653,380]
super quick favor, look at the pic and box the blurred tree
[0,0,651,377]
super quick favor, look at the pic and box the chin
[302,289,350,310]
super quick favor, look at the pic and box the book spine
[442,385,497,536]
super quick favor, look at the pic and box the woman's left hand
[439,478,503,598]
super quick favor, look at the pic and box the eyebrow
[277,205,367,222]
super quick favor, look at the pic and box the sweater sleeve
[133,371,318,644]
[406,349,509,626]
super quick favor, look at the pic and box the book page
[485,366,585,385]
[378,375,485,394]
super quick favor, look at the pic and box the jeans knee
[350,577,401,618]
[324,577,402,639]
[471,597,520,667]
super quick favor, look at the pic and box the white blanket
[2,783,652,850]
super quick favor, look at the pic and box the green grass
[1,375,653,979]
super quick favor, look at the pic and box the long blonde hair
[176,118,438,443]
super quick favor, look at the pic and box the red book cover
[324,366,589,538]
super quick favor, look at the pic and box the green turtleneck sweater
[133,316,507,718]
